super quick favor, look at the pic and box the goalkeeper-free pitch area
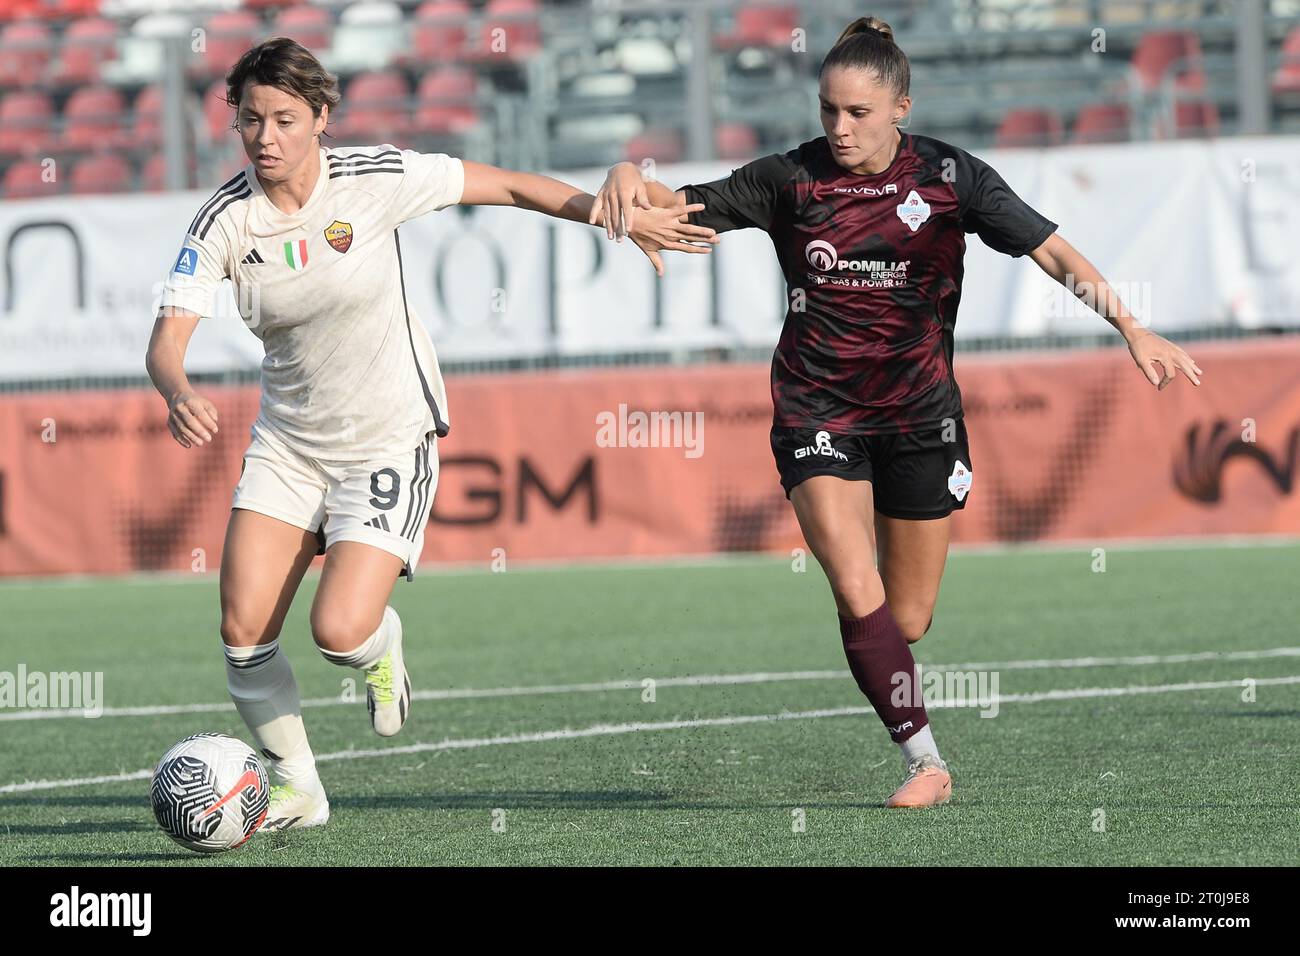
[2,541,1297,866]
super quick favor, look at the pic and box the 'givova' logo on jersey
[794,430,849,461]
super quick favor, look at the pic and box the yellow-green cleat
[364,607,411,737]
[260,783,330,832]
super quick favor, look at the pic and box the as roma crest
[324,220,353,254]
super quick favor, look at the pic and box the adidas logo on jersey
[240,249,265,265]
[364,514,392,532]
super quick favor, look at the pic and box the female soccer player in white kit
[145,38,716,830]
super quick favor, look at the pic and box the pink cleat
[885,755,952,808]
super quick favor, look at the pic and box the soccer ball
[150,733,270,853]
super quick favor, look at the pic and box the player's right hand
[627,203,720,277]
[167,391,219,448]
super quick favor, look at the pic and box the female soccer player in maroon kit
[591,16,1203,807]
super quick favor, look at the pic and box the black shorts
[770,419,974,519]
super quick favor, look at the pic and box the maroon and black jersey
[682,133,1056,434]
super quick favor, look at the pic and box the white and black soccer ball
[150,733,270,853]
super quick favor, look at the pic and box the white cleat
[364,609,411,737]
[259,783,330,832]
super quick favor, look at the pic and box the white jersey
[161,144,464,461]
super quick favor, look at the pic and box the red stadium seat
[70,150,132,194]
[468,0,540,63]
[1070,102,1131,144]
[624,128,683,165]
[193,10,260,81]
[404,0,471,65]
[132,84,163,148]
[44,0,102,17]
[1157,98,1219,139]
[50,16,117,87]
[273,4,332,53]
[1271,25,1300,95]
[413,66,477,134]
[244,0,304,11]
[2,159,61,199]
[204,78,234,142]
[60,84,126,152]
[716,4,800,50]
[715,121,759,160]
[0,89,54,156]
[995,108,1063,148]
[141,152,197,192]
[337,70,411,141]
[0,19,53,88]
[1130,29,1206,93]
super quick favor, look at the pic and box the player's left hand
[627,203,721,277]
[1127,328,1203,390]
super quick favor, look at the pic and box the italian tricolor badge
[283,239,309,270]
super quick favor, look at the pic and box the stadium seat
[70,150,132,194]
[1271,25,1300,95]
[467,0,540,64]
[402,0,471,66]
[1070,102,1131,144]
[44,0,102,17]
[336,70,410,142]
[0,89,54,156]
[994,108,1063,148]
[244,0,304,11]
[330,1,407,73]
[273,3,333,53]
[1130,29,1206,93]
[50,17,117,87]
[715,4,800,51]
[141,151,196,192]
[624,128,683,164]
[2,159,61,199]
[715,121,759,160]
[413,66,477,134]
[203,78,233,143]
[1158,98,1220,139]
[60,85,126,152]
[131,84,163,148]
[193,10,260,81]
[0,19,53,88]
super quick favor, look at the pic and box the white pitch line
[3,647,1299,723]
[2,674,1297,795]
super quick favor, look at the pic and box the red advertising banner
[1,338,1297,576]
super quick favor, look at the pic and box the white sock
[223,639,322,792]
[318,605,399,670]
[899,724,943,768]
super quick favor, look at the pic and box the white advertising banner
[1,135,1297,381]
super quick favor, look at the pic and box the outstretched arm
[1029,232,1203,390]
[459,160,603,224]
[459,160,714,276]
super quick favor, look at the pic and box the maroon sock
[840,602,929,743]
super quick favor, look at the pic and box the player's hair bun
[835,16,895,46]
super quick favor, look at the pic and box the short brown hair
[819,16,910,100]
[224,37,342,133]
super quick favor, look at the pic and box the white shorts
[231,420,438,581]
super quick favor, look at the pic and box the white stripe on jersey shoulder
[326,144,404,180]
[187,169,252,240]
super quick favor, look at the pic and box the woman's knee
[309,605,380,653]
[828,570,886,620]
[893,608,935,644]
[219,611,280,649]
